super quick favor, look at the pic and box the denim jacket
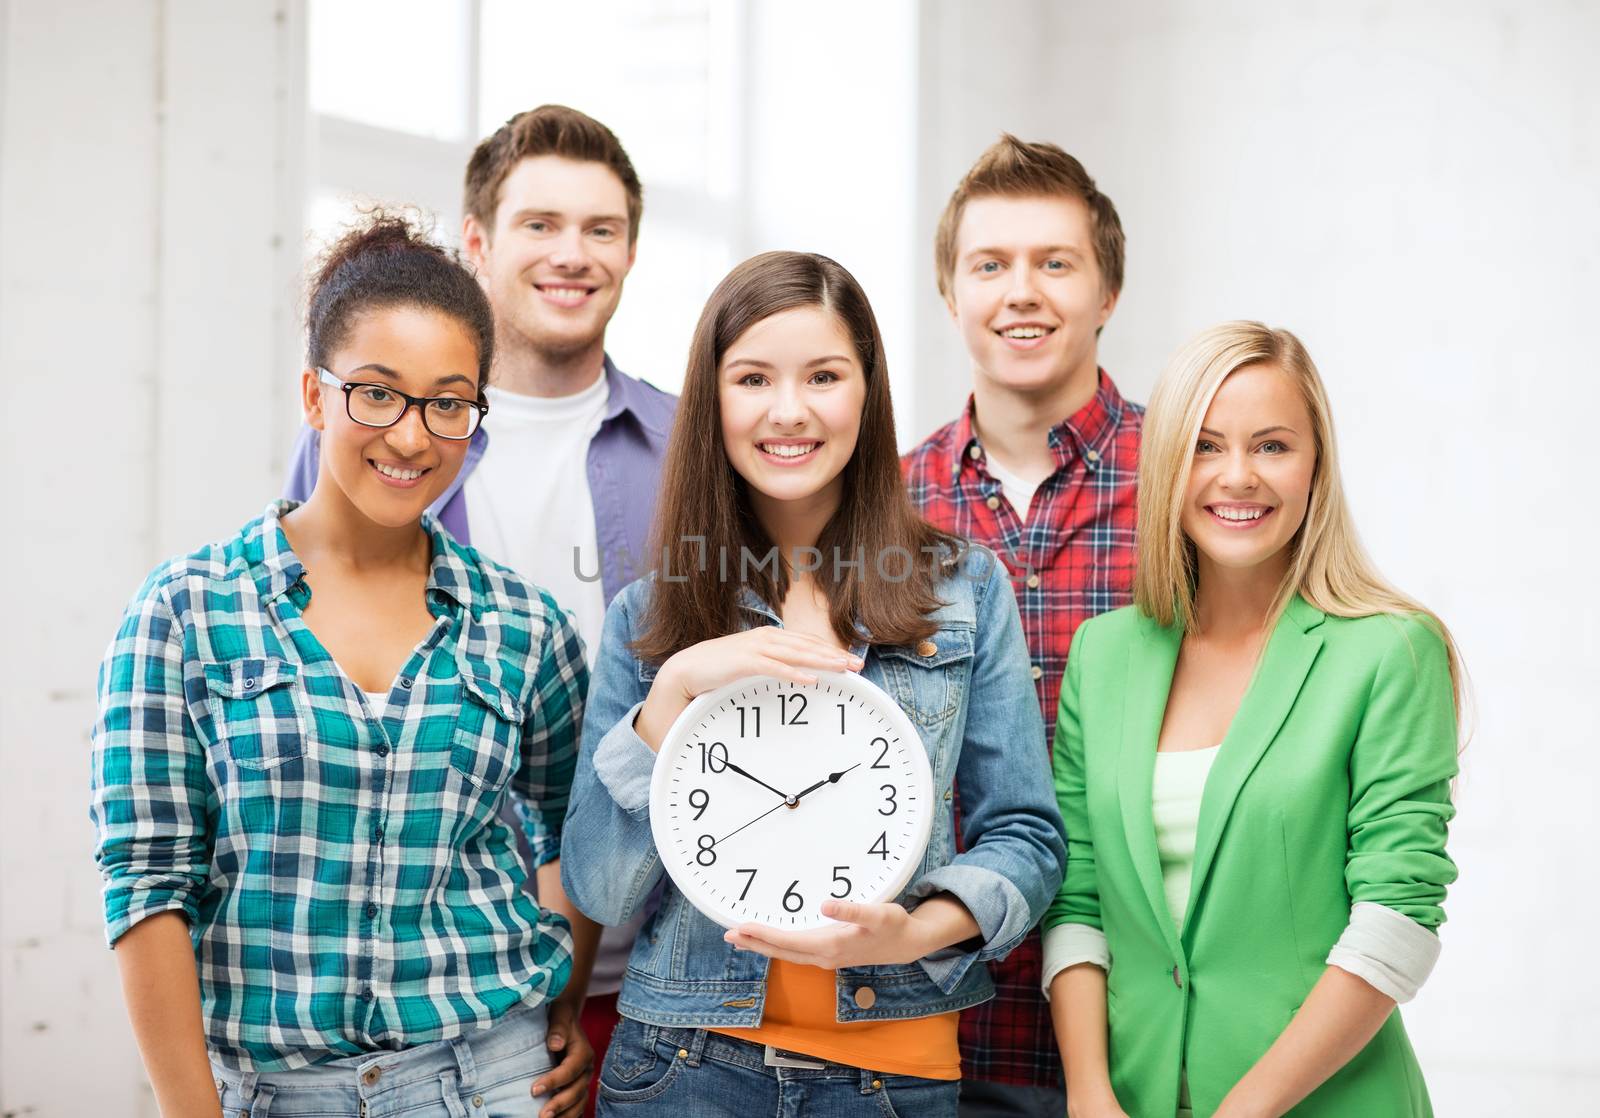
[559,545,1066,1028]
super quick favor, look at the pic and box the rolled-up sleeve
[1345,615,1458,930]
[560,587,669,926]
[90,578,212,947]
[910,553,1067,993]
[514,596,589,867]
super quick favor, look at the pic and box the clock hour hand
[722,760,796,806]
[791,763,861,804]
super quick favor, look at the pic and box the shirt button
[360,987,373,1001]
[472,1096,484,1108]
[243,678,257,691]
[1026,573,1041,589]
[853,986,877,1009]
[375,743,389,757]
[943,790,953,801]
[361,1066,381,1085]
[1031,664,1043,681]
[916,640,938,658]
[985,495,1000,510]
[968,444,983,460]
[400,677,413,689]
[1086,448,1101,463]
[366,903,379,918]
[1172,965,1183,989]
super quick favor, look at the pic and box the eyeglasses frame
[316,367,487,441]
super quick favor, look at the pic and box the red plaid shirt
[902,371,1142,1088]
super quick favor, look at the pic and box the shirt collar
[600,354,672,437]
[249,500,473,613]
[953,368,1130,479]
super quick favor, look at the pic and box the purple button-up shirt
[284,356,678,607]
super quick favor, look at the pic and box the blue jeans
[595,1017,958,1117]
[212,1005,552,1117]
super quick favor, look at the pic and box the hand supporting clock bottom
[723,894,981,969]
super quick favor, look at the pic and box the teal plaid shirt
[90,502,588,1071]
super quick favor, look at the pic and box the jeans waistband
[215,1003,548,1103]
[653,1025,890,1087]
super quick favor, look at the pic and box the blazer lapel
[1117,611,1184,957]
[1182,596,1325,944]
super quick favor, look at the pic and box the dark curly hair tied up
[305,209,495,402]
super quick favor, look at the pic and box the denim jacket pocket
[875,626,974,731]
[202,657,305,769]
[451,662,525,794]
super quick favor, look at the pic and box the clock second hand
[711,799,791,850]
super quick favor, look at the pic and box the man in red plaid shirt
[903,135,1142,1117]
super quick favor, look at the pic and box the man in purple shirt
[285,105,676,1116]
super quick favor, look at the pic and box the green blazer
[1045,596,1457,1117]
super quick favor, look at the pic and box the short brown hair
[934,134,1125,301]
[463,105,643,245]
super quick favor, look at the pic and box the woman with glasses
[91,213,599,1118]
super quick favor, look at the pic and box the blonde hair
[1135,321,1466,714]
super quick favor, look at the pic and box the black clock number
[870,736,890,769]
[700,741,729,774]
[737,705,761,738]
[778,692,808,725]
[688,788,709,820]
[831,866,852,898]
[879,784,898,815]
[696,834,717,866]
[783,880,804,912]
[736,867,757,901]
[869,831,889,859]
[837,703,846,734]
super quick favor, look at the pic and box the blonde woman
[1043,323,1462,1117]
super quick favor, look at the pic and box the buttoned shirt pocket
[875,626,974,731]
[451,661,526,795]
[201,657,305,769]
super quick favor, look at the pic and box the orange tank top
[708,960,961,1080]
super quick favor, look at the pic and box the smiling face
[302,304,482,529]
[1181,363,1317,583]
[463,154,635,362]
[947,193,1117,397]
[718,305,867,523]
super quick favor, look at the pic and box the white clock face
[649,671,934,930]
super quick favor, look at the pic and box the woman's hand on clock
[635,629,863,750]
[723,894,982,969]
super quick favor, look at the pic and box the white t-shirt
[983,451,1043,523]
[465,377,610,665]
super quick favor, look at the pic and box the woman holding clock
[560,251,1067,1116]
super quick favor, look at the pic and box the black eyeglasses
[318,368,486,440]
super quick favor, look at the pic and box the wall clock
[649,671,935,930]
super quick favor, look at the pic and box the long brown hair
[634,251,962,662]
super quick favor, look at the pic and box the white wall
[0,1,305,1113]
[915,0,1600,1109]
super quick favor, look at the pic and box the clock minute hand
[722,760,796,805]
[791,763,862,804]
